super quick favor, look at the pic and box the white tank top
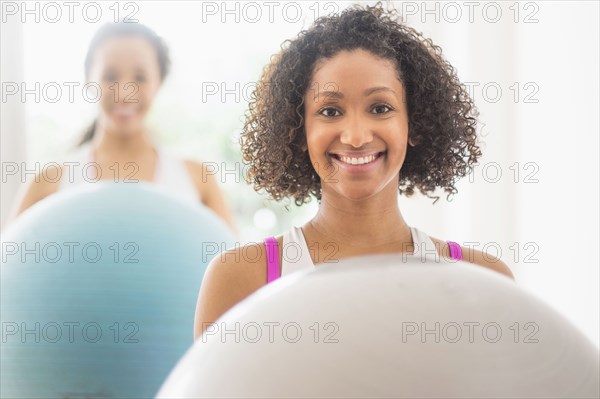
[58,143,201,205]
[281,225,441,277]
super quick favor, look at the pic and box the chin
[332,187,381,202]
[107,120,144,136]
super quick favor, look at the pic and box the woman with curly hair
[194,2,514,339]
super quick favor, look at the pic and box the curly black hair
[240,2,481,206]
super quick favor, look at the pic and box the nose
[120,81,140,104]
[339,116,374,148]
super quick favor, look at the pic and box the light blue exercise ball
[1,182,235,399]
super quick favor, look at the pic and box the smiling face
[87,35,162,136]
[303,49,410,202]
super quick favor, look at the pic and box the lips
[112,105,140,119]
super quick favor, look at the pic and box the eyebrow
[313,86,397,100]
[315,90,344,100]
[364,86,396,96]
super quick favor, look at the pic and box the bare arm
[470,250,516,281]
[194,244,267,340]
[431,237,515,281]
[185,160,238,237]
[4,166,61,228]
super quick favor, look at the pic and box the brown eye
[103,72,118,82]
[371,104,392,114]
[319,107,341,117]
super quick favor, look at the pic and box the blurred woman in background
[8,22,236,234]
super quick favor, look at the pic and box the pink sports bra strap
[265,237,460,283]
[264,236,281,283]
[447,241,463,261]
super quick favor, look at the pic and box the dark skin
[193,49,514,340]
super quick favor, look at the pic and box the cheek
[306,130,330,165]
[137,84,158,106]
[304,118,318,153]
[305,125,340,178]
[305,117,335,149]
[383,120,409,151]
[98,83,114,111]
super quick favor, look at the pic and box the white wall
[1,17,26,225]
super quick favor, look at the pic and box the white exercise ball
[157,255,600,398]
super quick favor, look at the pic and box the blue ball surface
[1,182,235,398]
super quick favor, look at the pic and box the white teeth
[338,154,377,165]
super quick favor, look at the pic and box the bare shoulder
[205,241,269,291]
[430,236,515,281]
[183,159,213,184]
[194,236,284,339]
[10,164,63,218]
[34,163,64,196]
[182,159,238,234]
[183,159,202,173]
[201,235,285,297]
[183,159,224,198]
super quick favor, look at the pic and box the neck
[90,120,154,157]
[307,182,412,249]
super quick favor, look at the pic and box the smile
[112,104,140,119]
[337,153,378,165]
[328,151,386,171]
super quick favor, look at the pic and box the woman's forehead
[307,50,404,97]
[92,36,159,69]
